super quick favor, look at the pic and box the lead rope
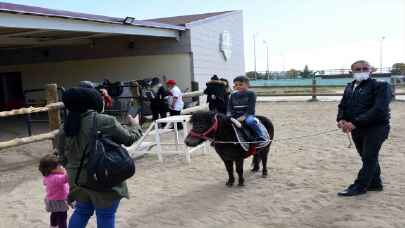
[346,132,353,148]
[208,128,353,148]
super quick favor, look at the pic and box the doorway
[0,72,24,111]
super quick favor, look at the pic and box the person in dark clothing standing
[219,78,231,114]
[204,75,228,114]
[337,60,392,197]
[150,77,168,127]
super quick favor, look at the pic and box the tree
[301,65,313,78]
[246,71,257,79]
[286,69,301,79]
[391,63,405,75]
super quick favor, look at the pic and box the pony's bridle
[189,114,219,140]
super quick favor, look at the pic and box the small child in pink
[39,154,69,228]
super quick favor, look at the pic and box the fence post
[130,81,144,125]
[46,84,61,131]
[391,78,396,101]
[191,81,200,106]
[309,77,318,101]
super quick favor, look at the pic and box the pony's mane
[190,111,228,124]
[190,111,211,123]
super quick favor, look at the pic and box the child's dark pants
[50,211,67,228]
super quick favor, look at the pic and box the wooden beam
[0,130,59,151]
[181,104,208,115]
[0,102,64,117]
[183,91,203,98]
[46,84,61,131]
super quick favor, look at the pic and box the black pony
[185,111,274,186]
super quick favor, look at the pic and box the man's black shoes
[337,185,367,197]
[367,185,383,191]
[338,183,384,196]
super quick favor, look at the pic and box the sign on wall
[220,30,232,61]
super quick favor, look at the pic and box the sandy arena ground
[0,102,404,228]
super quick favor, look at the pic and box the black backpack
[75,113,136,192]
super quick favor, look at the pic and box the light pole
[253,33,258,79]
[263,40,270,80]
[380,36,385,73]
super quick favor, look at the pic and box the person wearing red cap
[166,79,184,129]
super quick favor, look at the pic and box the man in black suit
[337,60,392,196]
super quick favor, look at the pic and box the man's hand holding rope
[337,120,354,148]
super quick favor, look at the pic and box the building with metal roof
[0,2,245,111]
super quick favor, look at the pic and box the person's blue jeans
[68,200,120,228]
[244,115,267,140]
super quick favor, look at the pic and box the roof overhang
[0,11,185,49]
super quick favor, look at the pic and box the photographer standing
[337,60,392,197]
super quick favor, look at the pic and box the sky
[3,0,404,72]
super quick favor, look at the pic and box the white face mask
[353,72,370,81]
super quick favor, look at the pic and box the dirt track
[1,102,404,228]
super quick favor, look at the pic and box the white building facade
[0,2,244,110]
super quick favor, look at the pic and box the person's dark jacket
[337,78,391,128]
[204,80,227,112]
[150,85,168,110]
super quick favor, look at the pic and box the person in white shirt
[166,79,184,129]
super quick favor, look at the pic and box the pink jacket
[43,172,69,200]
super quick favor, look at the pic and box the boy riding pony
[227,76,267,142]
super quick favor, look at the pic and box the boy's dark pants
[351,124,389,189]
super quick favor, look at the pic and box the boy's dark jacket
[227,90,256,119]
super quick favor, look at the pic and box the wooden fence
[252,78,405,101]
[0,84,61,150]
[0,84,205,151]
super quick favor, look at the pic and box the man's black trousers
[151,103,168,128]
[169,109,183,130]
[351,124,390,189]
